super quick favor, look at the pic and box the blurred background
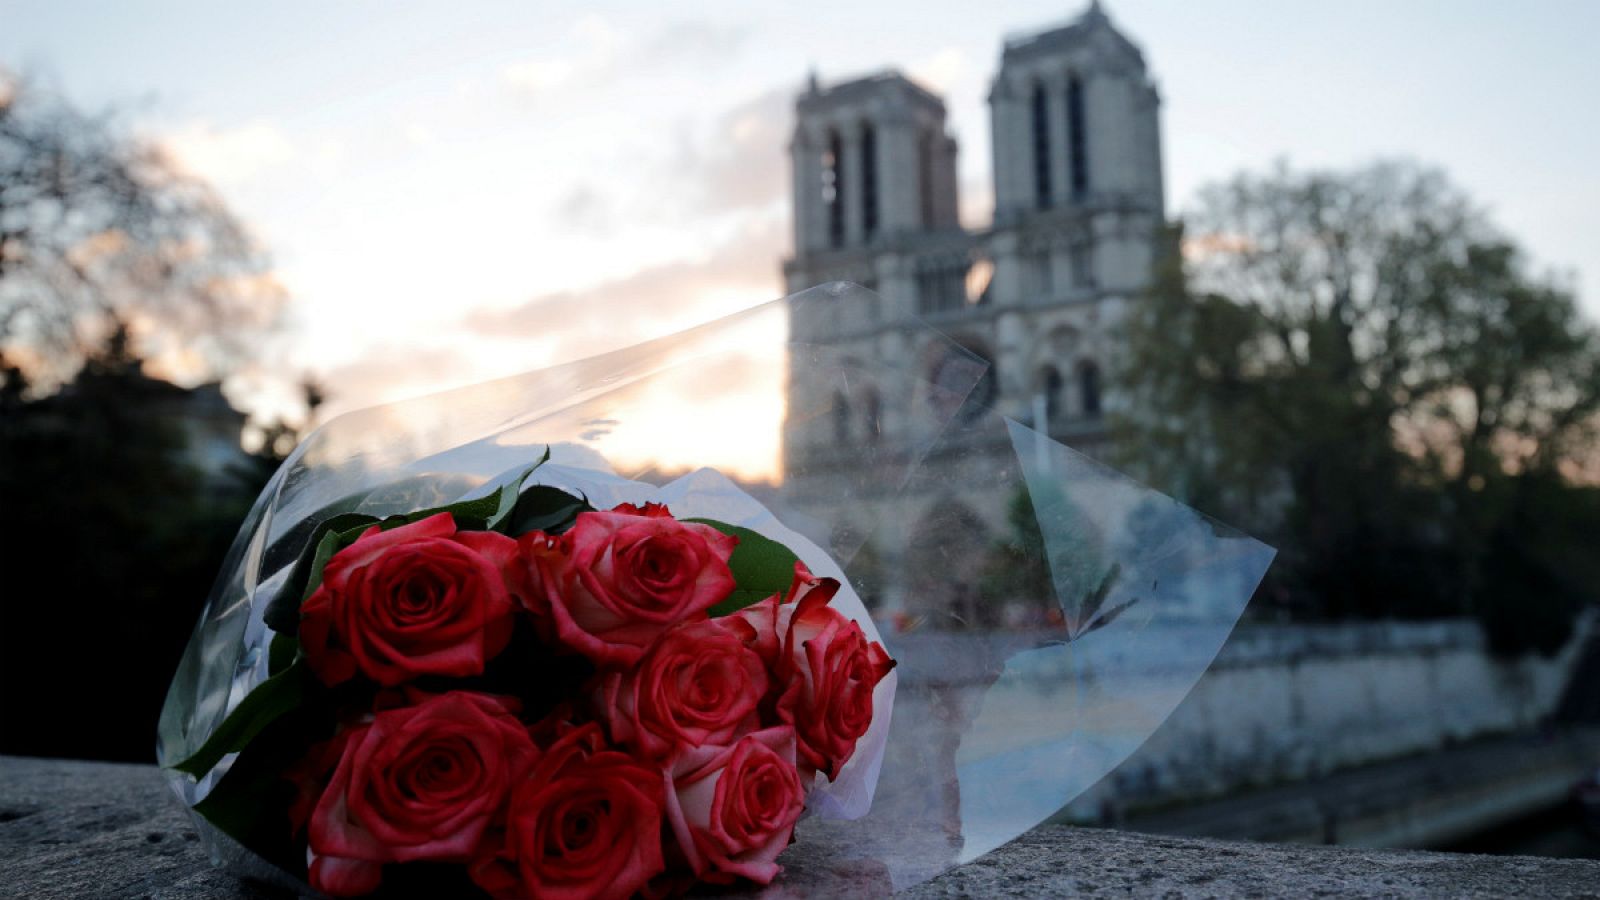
[2,0,1597,864]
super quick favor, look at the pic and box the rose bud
[470,723,666,900]
[596,619,768,761]
[665,727,806,885]
[305,691,537,897]
[724,562,896,783]
[300,512,520,687]
[517,502,737,667]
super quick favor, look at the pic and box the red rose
[597,619,768,761]
[725,563,896,782]
[665,727,805,885]
[305,691,537,897]
[470,722,666,900]
[518,502,738,666]
[300,512,519,687]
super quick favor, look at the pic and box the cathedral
[780,2,1167,617]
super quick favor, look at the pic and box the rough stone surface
[4,755,1598,899]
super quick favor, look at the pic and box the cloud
[501,18,748,100]
[500,14,622,98]
[635,21,750,65]
[460,213,785,357]
[909,46,973,94]
[674,87,793,215]
[552,185,613,234]
[312,344,475,421]
[159,120,342,185]
[160,120,296,184]
[501,57,583,96]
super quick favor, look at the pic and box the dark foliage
[0,336,276,761]
[1116,160,1600,656]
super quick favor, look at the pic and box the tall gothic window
[1039,366,1064,425]
[862,389,882,444]
[861,123,879,240]
[825,130,845,248]
[915,256,970,315]
[1078,360,1102,417]
[1068,75,1089,199]
[918,131,936,227]
[1031,82,1052,209]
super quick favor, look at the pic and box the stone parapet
[3,756,1596,899]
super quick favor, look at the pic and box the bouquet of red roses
[165,455,893,899]
[160,285,1274,897]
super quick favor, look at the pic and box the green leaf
[504,485,593,537]
[190,748,283,855]
[398,450,552,531]
[263,512,380,634]
[684,519,800,617]
[267,634,298,676]
[300,524,364,600]
[419,490,501,530]
[167,661,314,779]
[260,449,552,634]
[190,709,320,877]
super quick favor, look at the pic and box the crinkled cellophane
[159,283,1273,895]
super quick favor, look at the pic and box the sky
[3,0,1598,479]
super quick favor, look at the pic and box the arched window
[1038,366,1064,425]
[1067,75,1089,199]
[825,130,845,248]
[1078,360,1102,417]
[917,130,936,227]
[832,390,851,442]
[860,123,879,240]
[861,389,882,444]
[1030,82,1052,209]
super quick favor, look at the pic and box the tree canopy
[0,70,283,389]
[1117,160,1600,654]
[0,74,295,760]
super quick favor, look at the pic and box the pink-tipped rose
[518,502,738,666]
[597,619,768,761]
[724,563,896,782]
[665,727,806,885]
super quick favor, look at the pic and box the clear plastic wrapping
[159,283,1273,895]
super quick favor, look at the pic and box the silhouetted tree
[0,70,283,390]
[0,73,290,759]
[1116,160,1600,654]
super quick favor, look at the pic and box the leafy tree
[1116,160,1600,653]
[0,331,265,760]
[0,74,293,759]
[0,70,283,390]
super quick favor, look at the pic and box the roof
[1000,1,1145,68]
[796,70,946,117]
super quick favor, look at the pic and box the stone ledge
[3,755,1597,899]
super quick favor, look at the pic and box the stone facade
[781,2,1165,607]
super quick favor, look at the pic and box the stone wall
[6,755,1598,899]
[1064,615,1596,818]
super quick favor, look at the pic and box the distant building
[146,381,252,486]
[46,369,251,488]
[781,1,1165,617]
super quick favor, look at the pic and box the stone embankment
[4,755,1597,899]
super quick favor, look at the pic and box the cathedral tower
[789,72,960,259]
[989,1,1163,224]
[781,3,1166,612]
